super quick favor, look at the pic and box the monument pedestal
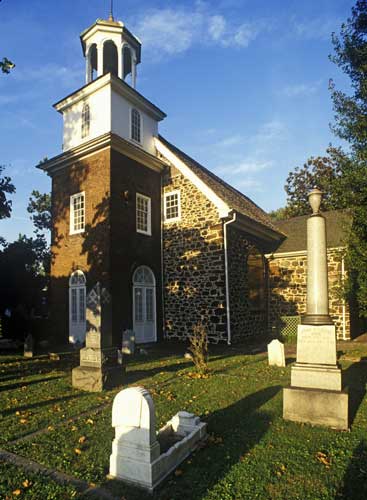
[72,363,122,392]
[283,324,349,430]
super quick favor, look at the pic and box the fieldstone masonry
[268,249,350,339]
[162,168,227,343]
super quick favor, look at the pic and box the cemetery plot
[0,347,367,499]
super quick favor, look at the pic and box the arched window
[123,45,132,80]
[81,103,90,138]
[88,44,98,81]
[69,270,86,344]
[247,248,266,310]
[133,266,155,286]
[131,108,141,143]
[103,40,118,76]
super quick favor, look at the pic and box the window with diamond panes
[70,192,85,234]
[131,108,141,143]
[164,191,180,221]
[81,103,90,138]
[136,193,151,235]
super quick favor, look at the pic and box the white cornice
[54,74,166,122]
[265,246,345,259]
[154,137,230,218]
[37,132,166,176]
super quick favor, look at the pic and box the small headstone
[121,329,135,355]
[267,339,285,367]
[24,333,34,358]
[109,386,207,491]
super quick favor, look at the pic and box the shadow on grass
[97,385,281,500]
[125,360,191,385]
[1,392,91,417]
[0,375,64,393]
[343,361,367,426]
[335,440,367,500]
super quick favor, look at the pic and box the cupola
[80,14,141,88]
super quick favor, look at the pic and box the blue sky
[0,0,354,242]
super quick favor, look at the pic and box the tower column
[132,55,137,88]
[97,42,104,77]
[117,43,123,79]
[86,46,92,84]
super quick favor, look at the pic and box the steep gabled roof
[158,135,280,233]
[273,210,352,253]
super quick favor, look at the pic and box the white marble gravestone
[267,339,285,367]
[109,386,207,491]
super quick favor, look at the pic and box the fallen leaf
[22,480,31,488]
[47,426,54,431]
[78,436,87,444]
[12,490,21,496]
[74,448,82,455]
[19,418,28,424]
[174,469,183,477]
[86,418,94,425]
[71,426,77,431]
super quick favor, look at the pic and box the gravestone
[109,386,207,491]
[267,339,285,367]
[72,283,123,392]
[283,189,348,429]
[121,329,135,355]
[24,333,34,358]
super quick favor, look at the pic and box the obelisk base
[72,363,123,392]
[283,324,349,429]
[283,386,349,430]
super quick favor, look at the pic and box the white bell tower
[80,12,141,89]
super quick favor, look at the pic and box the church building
[39,14,353,346]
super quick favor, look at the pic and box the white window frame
[136,193,151,236]
[70,191,85,235]
[130,107,143,145]
[164,190,181,223]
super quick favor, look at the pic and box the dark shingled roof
[273,210,352,253]
[159,135,280,233]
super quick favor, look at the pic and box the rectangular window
[71,289,77,322]
[136,193,151,235]
[70,192,85,235]
[164,190,181,222]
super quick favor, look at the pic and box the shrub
[188,323,209,375]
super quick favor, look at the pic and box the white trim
[223,212,237,345]
[163,190,181,223]
[130,107,143,145]
[341,256,347,340]
[132,266,157,344]
[136,193,151,236]
[154,137,230,218]
[68,270,86,344]
[69,191,85,235]
[265,246,346,259]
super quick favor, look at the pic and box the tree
[283,147,347,218]
[0,165,15,220]
[27,190,51,274]
[268,207,289,221]
[329,0,367,317]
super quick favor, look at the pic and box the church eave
[37,132,166,176]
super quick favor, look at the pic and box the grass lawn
[1,345,367,499]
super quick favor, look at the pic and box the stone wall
[162,166,227,343]
[268,249,350,339]
[227,226,267,342]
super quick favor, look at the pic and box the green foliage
[268,207,289,221]
[283,147,347,218]
[0,164,15,220]
[27,190,51,274]
[0,56,15,74]
[330,0,367,317]
[1,350,367,499]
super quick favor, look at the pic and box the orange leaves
[74,448,82,455]
[174,469,183,477]
[316,451,331,468]
[86,418,94,425]
[78,436,87,444]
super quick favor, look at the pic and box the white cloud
[251,120,287,144]
[292,17,340,41]
[14,64,83,89]
[215,159,272,176]
[280,81,322,98]
[216,134,244,148]
[133,6,261,60]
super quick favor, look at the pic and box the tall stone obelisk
[283,188,349,429]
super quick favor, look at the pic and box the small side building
[267,210,354,340]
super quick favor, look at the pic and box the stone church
[39,15,352,346]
